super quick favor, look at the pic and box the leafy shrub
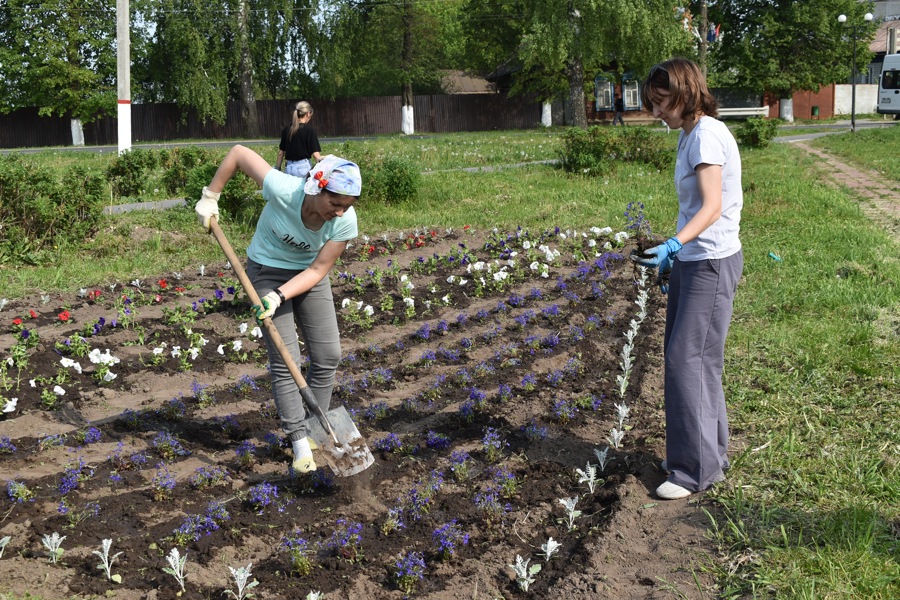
[365,156,421,204]
[560,126,673,175]
[184,164,263,228]
[161,146,213,195]
[332,141,420,204]
[106,149,160,197]
[734,117,782,149]
[0,156,105,265]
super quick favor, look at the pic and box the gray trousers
[663,250,743,491]
[246,259,341,442]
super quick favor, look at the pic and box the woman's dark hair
[641,58,718,119]
[289,101,314,139]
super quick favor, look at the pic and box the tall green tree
[471,0,691,127]
[712,0,879,102]
[0,0,117,124]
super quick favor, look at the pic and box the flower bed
[0,225,669,598]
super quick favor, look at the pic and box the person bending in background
[275,101,322,179]
[196,147,361,473]
[633,58,743,500]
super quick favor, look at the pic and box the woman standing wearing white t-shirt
[633,58,743,500]
[195,146,361,474]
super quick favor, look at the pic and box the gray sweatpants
[246,259,341,442]
[663,250,743,492]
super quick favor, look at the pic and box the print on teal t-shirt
[246,169,358,270]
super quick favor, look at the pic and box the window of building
[623,80,641,110]
[594,77,614,111]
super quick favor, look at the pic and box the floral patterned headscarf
[304,155,362,197]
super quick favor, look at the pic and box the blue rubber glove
[657,254,673,294]
[632,237,683,268]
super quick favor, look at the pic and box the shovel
[209,218,374,477]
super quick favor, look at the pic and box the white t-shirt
[675,116,742,261]
[247,169,358,270]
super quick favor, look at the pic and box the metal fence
[0,94,545,149]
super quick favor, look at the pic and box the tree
[0,0,118,142]
[516,0,691,128]
[712,0,879,118]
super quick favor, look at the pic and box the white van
[877,54,900,117]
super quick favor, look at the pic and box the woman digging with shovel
[195,146,361,474]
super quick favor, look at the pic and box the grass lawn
[1,128,898,599]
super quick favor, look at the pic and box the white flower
[613,231,630,244]
[60,358,83,374]
[232,340,243,352]
[102,371,117,382]
[405,281,415,290]
[355,301,364,310]
[458,278,468,286]
[185,328,193,336]
[447,275,456,284]
[588,239,597,248]
[217,344,225,355]
[522,240,532,250]
[363,305,374,317]
[424,300,432,309]
[5,357,12,366]
[239,322,249,334]
[403,298,415,308]
[171,346,182,358]
[188,348,200,360]
[530,261,541,271]
[400,274,409,283]
[251,327,262,339]
[53,385,66,396]
[441,295,450,304]
[540,267,549,278]
[199,265,206,276]
[341,298,351,309]
[29,379,36,388]
[493,270,509,282]
[603,241,612,250]
[472,261,486,272]
[198,335,209,346]
[2,397,16,413]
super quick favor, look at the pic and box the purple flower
[393,550,426,594]
[326,519,364,561]
[432,520,469,560]
[425,430,451,450]
[374,433,403,453]
[247,481,279,512]
[0,436,17,454]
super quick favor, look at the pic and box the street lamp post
[838,12,874,133]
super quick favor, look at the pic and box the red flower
[367,245,375,255]
[58,310,71,322]
[154,294,163,303]
[175,286,186,293]
[217,272,224,278]
[88,290,101,301]
[158,279,168,290]
[464,224,471,231]
[12,318,22,326]
[29,309,37,319]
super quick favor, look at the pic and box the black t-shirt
[279,125,321,161]
[614,98,624,112]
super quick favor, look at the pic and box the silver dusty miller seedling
[509,554,541,592]
[224,562,259,600]
[0,535,11,558]
[607,427,625,449]
[162,547,188,592]
[575,462,600,494]
[594,446,611,472]
[559,496,582,531]
[92,538,123,583]
[42,532,65,564]
[540,537,561,562]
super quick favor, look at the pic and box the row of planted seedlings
[319,226,653,594]
[0,224,653,596]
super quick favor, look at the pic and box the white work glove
[251,291,282,322]
[195,186,221,231]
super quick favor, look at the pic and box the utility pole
[116,0,131,154]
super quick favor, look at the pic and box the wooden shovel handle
[208,218,338,442]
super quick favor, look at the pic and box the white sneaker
[656,481,692,500]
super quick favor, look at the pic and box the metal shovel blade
[302,406,375,477]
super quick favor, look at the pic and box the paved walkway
[788,141,900,241]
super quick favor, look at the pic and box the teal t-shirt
[246,170,358,270]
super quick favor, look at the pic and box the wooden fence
[0,94,545,149]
